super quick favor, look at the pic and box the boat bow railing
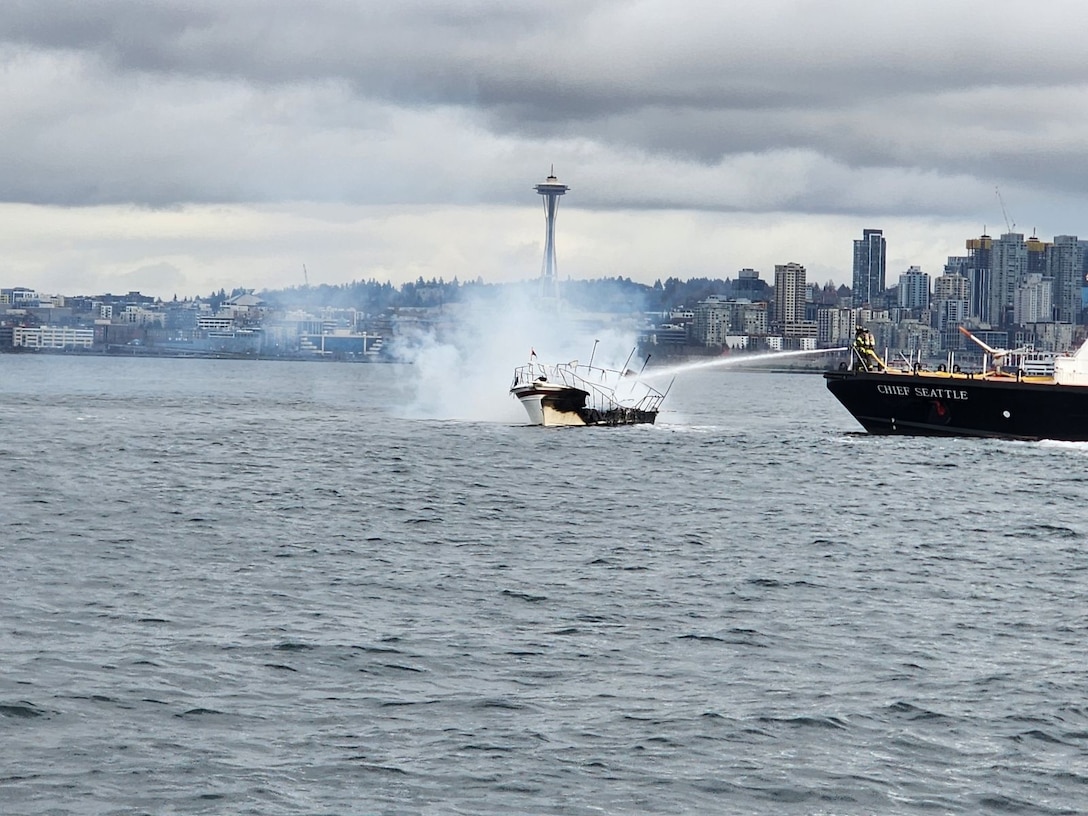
[511,361,665,413]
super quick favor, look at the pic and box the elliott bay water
[2,354,1088,815]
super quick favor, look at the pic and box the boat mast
[619,354,653,398]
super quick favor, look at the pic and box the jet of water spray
[643,347,848,380]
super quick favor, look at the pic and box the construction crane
[995,186,1015,233]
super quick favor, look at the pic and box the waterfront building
[724,335,749,350]
[741,301,769,336]
[897,266,930,310]
[691,296,731,347]
[782,320,818,344]
[122,305,162,326]
[13,326,95,349]
[220,293,269,325]
[297,330,383,358]
[642,323,689,351]
[164,301,200,331]
[852,229,886,306]
[692,296,767,347]
[196,315,237,332]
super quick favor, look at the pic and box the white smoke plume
[389,284,643,422]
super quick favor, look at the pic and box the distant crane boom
[995,186,1014,233]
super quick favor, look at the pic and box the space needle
[534,168,569,299]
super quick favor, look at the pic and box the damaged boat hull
[510,358,664,427]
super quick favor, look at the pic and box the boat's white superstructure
[510,354,666,427]
[1053,338,1088,385]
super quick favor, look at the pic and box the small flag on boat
[530,348,536,358]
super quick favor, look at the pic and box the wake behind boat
[510,347,667,427]
[824,326,1088,441]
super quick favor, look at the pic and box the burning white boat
[509,347,667,426]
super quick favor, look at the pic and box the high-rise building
[534,169,569,299]
[1014,273,1054,325]
[1048,235,1085,325]
[964,234,992,323]
[692,296,767,346]
[691,296,731,347]
[732,268,769,299]
[944,255,970,278]
[897,266,930,310]
[1026,233,1049,276]
[932,271,970,350]
[988,232,1029,328]
[774,262,806,329]
[816,305,856,348]
[852,229,886,306]
[933,271,970,303]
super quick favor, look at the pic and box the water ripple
[3,360,1088,814]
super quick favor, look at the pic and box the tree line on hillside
[249,275,799,315]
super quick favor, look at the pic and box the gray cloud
[4,0,1088,297]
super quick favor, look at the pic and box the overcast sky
[4,0,1088,299]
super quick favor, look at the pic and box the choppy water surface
[2,355,1088,815]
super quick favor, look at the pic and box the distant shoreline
[0,347,398,363]
[1,347,846,371]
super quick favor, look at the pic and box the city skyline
[6,222,1087,362]
[3,2,1088,298]
[3,224,1085,303]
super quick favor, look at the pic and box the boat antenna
[588,339,599,370]
[620,347,636,376]
[662,377,676,398]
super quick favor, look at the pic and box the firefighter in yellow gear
[854,327,885,371]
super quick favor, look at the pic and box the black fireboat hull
[824,369,1088,441]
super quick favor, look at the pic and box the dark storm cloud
[3,0,1088,216]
